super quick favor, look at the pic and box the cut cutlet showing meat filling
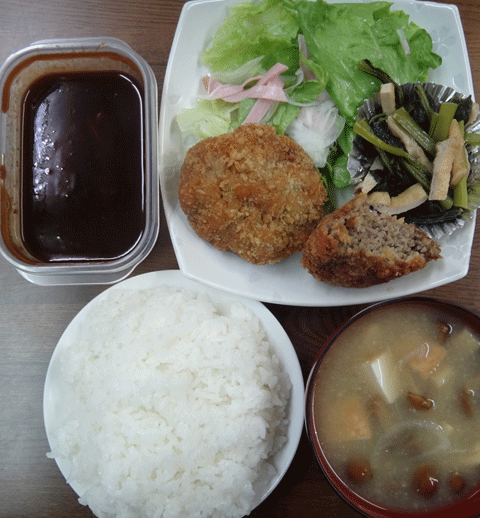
[301,194,441,288]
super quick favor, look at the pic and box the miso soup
[312,302,480,512]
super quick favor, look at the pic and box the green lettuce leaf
[269,103,301,134]
[299,54,328,88]
[175,99,239,140]
[287,79,326,104]
[293,0,442,124]
[201,0,300,75]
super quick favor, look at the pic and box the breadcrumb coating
[301,194,441,288]
[179,123,327,265]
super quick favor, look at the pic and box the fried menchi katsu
[179,123,327,265]
[301,194,441,288]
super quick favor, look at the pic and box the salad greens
[201,0,300,76]
[294,0,442,125]
[176,0,442,207]
[176,99,240,142]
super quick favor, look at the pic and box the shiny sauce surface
[21,71,145,262]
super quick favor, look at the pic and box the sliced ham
[242,98,274,124]
[202,63,289,103]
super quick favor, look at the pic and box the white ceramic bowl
[44,271,304,514]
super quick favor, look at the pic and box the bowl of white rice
[43,270,303,518]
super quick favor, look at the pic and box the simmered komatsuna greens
[352,60,480,230]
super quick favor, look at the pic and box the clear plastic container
[0,37,159,285]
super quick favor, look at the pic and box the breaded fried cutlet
[179,123,327,265]
[301,194,441,288]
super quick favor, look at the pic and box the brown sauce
[21,71,145,262]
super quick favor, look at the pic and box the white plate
[43,270,304,512]
[159,0,476,306]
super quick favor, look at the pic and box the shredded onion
[373,419,451,463]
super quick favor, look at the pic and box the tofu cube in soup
[363,350,402,404]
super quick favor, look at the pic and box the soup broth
[313,304,480,511]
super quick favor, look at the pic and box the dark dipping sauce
[21,71,145,262]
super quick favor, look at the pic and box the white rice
[47,285,290,518]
